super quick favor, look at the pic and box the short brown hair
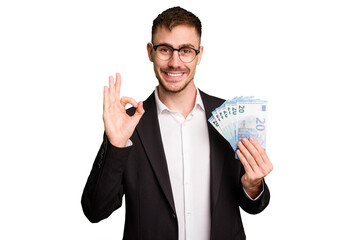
[151,6,202,43]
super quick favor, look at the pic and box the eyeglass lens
[155,45,196,63]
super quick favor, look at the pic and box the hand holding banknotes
[208,96,273,198]
[103,73,145,147]
[237,137,273,199]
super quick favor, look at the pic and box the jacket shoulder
[199,89,226,111]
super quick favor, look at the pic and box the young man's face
[147,25,203,94]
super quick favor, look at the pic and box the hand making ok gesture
[103,73,145,148]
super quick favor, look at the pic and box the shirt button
[186,212,191,216]
[171,213,176,219]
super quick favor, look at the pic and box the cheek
[153,58,164,67]
[188,63,197,73]
[152,60,161,71]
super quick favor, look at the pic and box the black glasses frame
[152,44,200,62]
[152,44,200,55]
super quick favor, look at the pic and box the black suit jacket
[81,90,270,240]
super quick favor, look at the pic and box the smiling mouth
[161,71,186,80]
[166,73,183,77]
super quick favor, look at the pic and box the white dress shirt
[153,87,263,239]
[155,87,211,240]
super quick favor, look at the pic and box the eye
[180,48,192,54]
[157,46,172,54]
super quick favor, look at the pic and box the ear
[147,43,154,62]
[196,46,204,65]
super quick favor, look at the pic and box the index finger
[120,96,138,108]
[249,137,270,163]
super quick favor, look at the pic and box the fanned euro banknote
[208,97,268,158]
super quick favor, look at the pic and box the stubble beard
[158,76,194,94]
[156,67,195,94]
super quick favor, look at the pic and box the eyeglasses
[152,44,200,63]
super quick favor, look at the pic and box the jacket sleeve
[81,133,132,223]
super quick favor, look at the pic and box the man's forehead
[152,25,201,46]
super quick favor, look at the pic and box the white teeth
[166,73,182,77]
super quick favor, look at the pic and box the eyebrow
[156,42,197,49]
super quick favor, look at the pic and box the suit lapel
[135,90,225,215]
[135,92,176,214]
[200,90,226,213]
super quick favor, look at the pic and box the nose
[168,50,182,68]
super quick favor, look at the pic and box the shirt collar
[154,86,205,116]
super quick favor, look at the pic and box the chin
[159,78,193,94]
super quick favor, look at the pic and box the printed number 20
[256,118,265,131]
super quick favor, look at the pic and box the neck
[158,82,197,118]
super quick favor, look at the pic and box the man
[82,6,272,240]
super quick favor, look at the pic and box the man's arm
[236,137,273,198]
[236,137,273,214]
[81,134,132,222]
[81,73,144,222]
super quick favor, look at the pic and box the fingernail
[249,137,254,142]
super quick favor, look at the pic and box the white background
[1,0,359,239]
